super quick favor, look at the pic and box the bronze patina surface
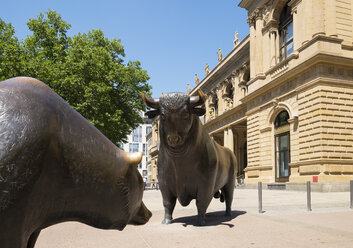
[143,90,236,225]
[0,77,151,248]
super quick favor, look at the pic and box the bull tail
[122,151,143,165]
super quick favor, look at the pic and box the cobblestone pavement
[35,189,353,248]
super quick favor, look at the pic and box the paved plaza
[36,188,353,248]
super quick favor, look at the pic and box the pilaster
[312,0,326,37]
[247,17,256,78]
[255,8,264,76]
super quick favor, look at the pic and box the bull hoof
[196,216,206,226]
[225,210,231,217]
[162,218,172,224]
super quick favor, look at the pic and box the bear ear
[192,107,206,116]
[123,151,143,166]
[145,109,161,119]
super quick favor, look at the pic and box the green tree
[0,10,151,144]
[0,19,22,81]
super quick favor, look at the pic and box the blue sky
[0,0,249,98]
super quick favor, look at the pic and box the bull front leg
[160,189,176,224]
[195,195,213,226]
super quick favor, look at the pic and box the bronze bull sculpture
[143,90,236,225]
[0,77,152,248]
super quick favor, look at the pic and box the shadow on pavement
[172,210,246,228]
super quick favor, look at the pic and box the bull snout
[167,135,182,145]
[129,202,152,225]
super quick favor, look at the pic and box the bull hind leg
[222,177,235,216]
[196,196,213,226]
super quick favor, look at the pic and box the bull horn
[142,93,160,109]
[123,151,143,165]
[189,89,206,107]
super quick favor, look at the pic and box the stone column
[312,0,325,37]
[269,29,277,67]
[325,0,337,37]
[224,129,228,148]
[275,29,280,63]
[223,127,234,152]
[248,17,256,78]
[232,71,239,106]
[288,0,303,49]
[302,0,312,44]
[228,127,234,152]
[205,95,210,122]
[216,85,223,115]
[255,8,264,76]
[291,7,299,52]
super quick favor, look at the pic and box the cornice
[204,103,246,133]
[242,52,353,105]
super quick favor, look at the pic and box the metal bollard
[258,181,263,213]
[349,180,353,209]
[307,181,312,211]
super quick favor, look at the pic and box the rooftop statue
[233,32,239,47]
[218,48,223,62]
[195,73,199,84]
[205,63,210,76]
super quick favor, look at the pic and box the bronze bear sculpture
[0,77,151,248]
[143,90,236,225]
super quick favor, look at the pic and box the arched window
[274,110,290,179]
[274,110,289,128]
[279,1,293,61]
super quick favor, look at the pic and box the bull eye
[182,112,189,120]
[161,114,166,121]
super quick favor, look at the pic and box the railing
[256,180,353,213]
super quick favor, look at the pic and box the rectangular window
[279,21,293,61]
[143,143,146,155]
[275,132,290,178]
[132,126,142,142]
[130,143,139,153]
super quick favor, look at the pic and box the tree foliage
[0,10,151,143]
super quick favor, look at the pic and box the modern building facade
[121,112,152,178]
[147,0,353,190]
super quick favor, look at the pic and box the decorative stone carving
[224,97,234,111]
[195,74,199,85]
[247,7,263,25]
[218,48,223,62]
[233,32,239,47]
[209,107,215,120]
[205,63,210,76]
[263,0,274,25]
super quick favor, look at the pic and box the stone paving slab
[35,189,353,248]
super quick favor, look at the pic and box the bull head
[142,89,206,119]
[142,90,206,150]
